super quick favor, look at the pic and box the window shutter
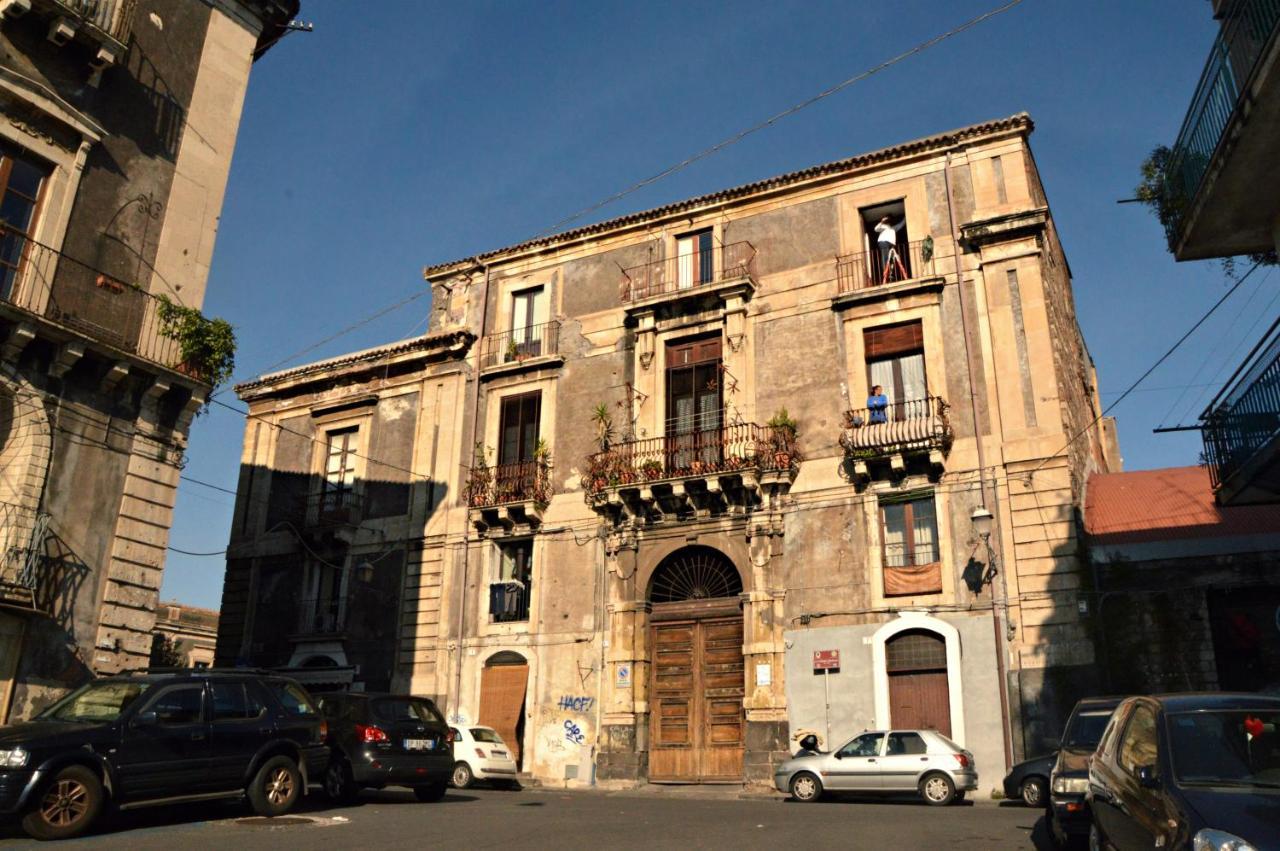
[864,321,923,358]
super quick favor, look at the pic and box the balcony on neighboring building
[297,489,363,548]
[466,459,552,535]
[1201,325,1280,504]
[0,224,217,385]
[478,320,562,378]
[584,421,797,524]
[619,241,757,311]
[833,240,942,306]
[1,0,136,69]
[1163,0,1280,259]
[294,595,346,638]
[0,502,49,612]
[839,396,951,481]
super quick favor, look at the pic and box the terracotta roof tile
[1085,465,1280,545]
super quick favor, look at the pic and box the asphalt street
[0,786,1055,849]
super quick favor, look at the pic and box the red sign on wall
[812,649,840,671]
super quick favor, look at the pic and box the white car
[448,725,520,789]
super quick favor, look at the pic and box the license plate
[404,738,434,751]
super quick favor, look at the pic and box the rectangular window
[510,286,548,358]
[498,392,541,467]
[675,229,713,290]
[880,495,942,597]
[492,539,532,623]
[0,145,50,299]
[321,427,358,511]
[865,321,928,418]
[859,200,911,283]
[665,337,722,470]
[302,562,346,633]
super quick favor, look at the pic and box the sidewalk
[521,781,1006,806]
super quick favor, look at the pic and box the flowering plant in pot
[766,408,799,469]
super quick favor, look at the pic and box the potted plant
[155,294,237,390]
[641,458,663,480]
[465,442,492,507]
[766,408,799,469]
[505,337,519,363]
[591,403,614,452]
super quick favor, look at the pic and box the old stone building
[150,599,218,668]
[217,113,1118,789]
[0,0,298,723]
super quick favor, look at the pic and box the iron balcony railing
[883,541,940,569]
[0,501,50,603]
[43,0,137,46]
[302,489,363,526]
[0,224,212,380]
[840,396,952,458]
[836,240,936,294]
[1202,329,1280,490]
[1164,0,1280,246]
[489,580,530,623]
[296,595,346,635]
[465,460,552,509]
[585,422,797,494]
[619,241,756,303]
[480,321,560,369]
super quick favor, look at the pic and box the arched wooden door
[886,629,951,737]
[647,547,745,783]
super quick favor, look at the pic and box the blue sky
[161,0,1262,607]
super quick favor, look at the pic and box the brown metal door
[649,616,744,782]
[888,671,951,737]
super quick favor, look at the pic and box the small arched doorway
[478,651,529,768]
[885,629,952,736]
[647,546,745,783]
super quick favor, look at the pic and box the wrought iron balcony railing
[0,224,212,380]
[480,321,560,369]
[0,501,50,609]
[296,595,346,635]
[1164,0,1280,246]
[466,460,552,509]
[302,489,363,527]
[840,396,952,459]
[836,240,936,294]
[489,580,530,623]
[45,0,136,45]
[584,422,797,495]
[883,541,940,569]
[1202,328,1280,491]
[619,241,757,303]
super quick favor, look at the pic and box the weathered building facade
[218,114,1117,790]
[0,0,297,723]
[151,599,218,668]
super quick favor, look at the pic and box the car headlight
[1192,828,1257,851]
[1051,775,1088,795]
[0,748,29,768]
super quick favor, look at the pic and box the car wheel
[413,783,447,802]
[920,772,956,806]
[247,755,302,817]
[789,772,823,803]
[323,758,359,805]
[21,765,104,841]
[451,762,474,789]
[1021,776,1047,808]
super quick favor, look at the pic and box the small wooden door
[478,663,529,765]
[886,629,951,737]
[649,615,744,782]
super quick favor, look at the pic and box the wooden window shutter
[667,336,722,368]
[478,663,530,762]
[864,321,924,359]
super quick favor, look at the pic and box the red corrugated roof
[1085,465,1280,544]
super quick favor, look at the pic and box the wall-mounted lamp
[971,506,994,540]
[356,561,375,583]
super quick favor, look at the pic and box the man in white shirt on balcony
[875,215,907,282]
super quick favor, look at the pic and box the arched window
[886,629,947,674]
[647,546,743,603]
[484,650,527,667]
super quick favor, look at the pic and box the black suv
[0,669,329,841]
[316,693,453,804]
[1047,696,1124,845]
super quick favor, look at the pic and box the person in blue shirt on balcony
[868,384,889,424]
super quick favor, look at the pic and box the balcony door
[676,230,713,290]
[321,427,358,513]
[0,146,47,301]
[865,322,928,420]
[510,286,547,358]
[666,337,722,473]
[498,392,541,502]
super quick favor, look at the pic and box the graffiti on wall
[563,719,585,746]
[558,695,594,713]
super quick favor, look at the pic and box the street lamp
[356,561,375,583]
[970,506,994,540]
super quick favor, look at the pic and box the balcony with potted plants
[618,240,757,317]
[839,396,952,483]
[584,409,799,525]
[478,320,563,379]
[465,440,553,535]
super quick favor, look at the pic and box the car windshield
[40,681,151,723]
[1167,710,1280,787]
[1064,710,1114,748]
[471,728,503,744]
[372,698,445,726]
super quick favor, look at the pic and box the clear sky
[161,0,1264,608]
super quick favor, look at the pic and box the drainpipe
[943,150,1014,772]
[452,262,492,718]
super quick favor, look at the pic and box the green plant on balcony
[1134,145,1190,249]
[591,402,614,451]
[465,442,492,508]
[765,408,801,469]
[640,458,664,480]
[155,294,236,388]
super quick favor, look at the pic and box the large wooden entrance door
[886,629,951,737]
[649,614,745,782]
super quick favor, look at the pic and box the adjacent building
[0,0,298,723]
[217,113,1118,789]
[151,599,218,668]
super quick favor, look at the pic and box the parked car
[448,726,519,789]
[316,693,453,803]
[1088,693,1280,851]
[1048,696,1124,845]
[774,729,977,806]
[0,669,328,841]
[1003,751,1056,807]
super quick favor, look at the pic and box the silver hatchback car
[774,729,978,806]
